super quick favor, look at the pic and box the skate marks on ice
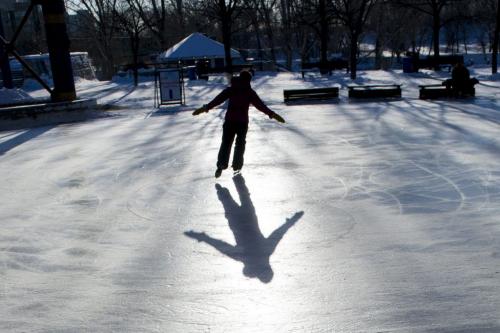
[126,170,213,222]
[309,127,496,216]
[345,154,495,215]
[185,174,304,283]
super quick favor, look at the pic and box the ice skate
[215,168,223,178]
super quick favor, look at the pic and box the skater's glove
[192,105,208,116]
[271,112,285,123]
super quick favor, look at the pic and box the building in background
[158,33,243,69]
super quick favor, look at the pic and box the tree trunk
[493,0,500,74]
[280,0,293,70]
[159,0,169,49]
[349,32,358,80]
[176,0,185,37]
[221,14,233,75]
[156,32,167,50]
[251,16,264,71]
[264,22,277,66]
[132,34,140,86]
[319,0,328,74]
[98,42,115,80]
[261,0,277,66]
[375,36,382,70]
[432,6,441,70]
[97,39,115,80]
[103,60,115,80]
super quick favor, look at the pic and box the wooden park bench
[348,84,402,99]
[419,84,475,99]
[284,87,339,103]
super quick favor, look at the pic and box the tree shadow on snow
[185,174,304,283]
[0,125,53,156]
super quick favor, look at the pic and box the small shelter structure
[157,33,243,69]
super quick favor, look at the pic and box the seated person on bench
[442,61,479,96]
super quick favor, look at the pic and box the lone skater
[193,71,285,178]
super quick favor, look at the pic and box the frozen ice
[1,68,500,332]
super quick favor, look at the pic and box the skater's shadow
[185,174,304,283]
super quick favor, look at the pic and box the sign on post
[155,68,184,107]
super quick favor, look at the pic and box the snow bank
[0,88,35,106]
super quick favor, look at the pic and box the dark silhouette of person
[192,71,285,178]
[195,60,209,81]
[184,174,304,283]
[443,61,479,96]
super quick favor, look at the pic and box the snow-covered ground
[0,88,35,106]
[1,68,500,332]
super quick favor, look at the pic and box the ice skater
[192,71,285,178]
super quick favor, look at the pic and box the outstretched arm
[267,211,304,252]
[184,230,241,261]
[250,90,285,123]
[192,88,231,116]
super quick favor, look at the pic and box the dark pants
[217,121,248,170]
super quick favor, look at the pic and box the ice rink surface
[1,70,500,332]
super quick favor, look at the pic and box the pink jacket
[205,78,274,123]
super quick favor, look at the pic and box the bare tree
[318,0,329,71]
[247,0,278,66]
[172,0,186,37]
[392,0,465,69]
[245,5,265,67]
[114,0,147,86]
[192,0,244,74]
[332,0,377,79]
[368,2,427,67]
[129,0,171,49]
[367,2,386,69]
[280,0,293,69]
[293,0,335,73]
[493,0,500,73]
[67,0,119,79]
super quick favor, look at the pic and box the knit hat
[239,70,252,84]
